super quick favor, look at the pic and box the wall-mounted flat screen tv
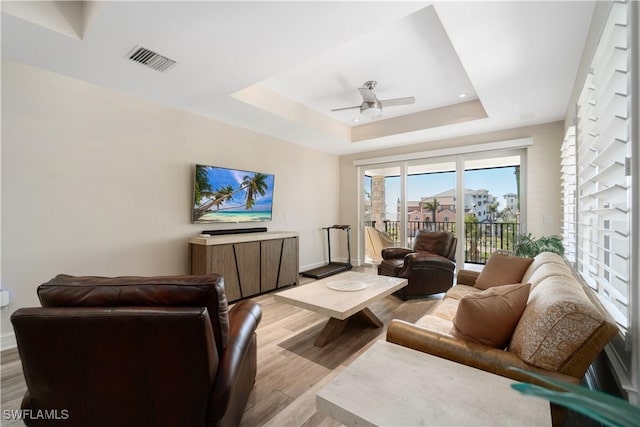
[192,164,275,223]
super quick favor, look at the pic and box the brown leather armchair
[11,274,262,427]
[378,230,457,299]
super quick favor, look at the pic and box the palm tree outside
[423,198,439,223]
[487,203,499,222]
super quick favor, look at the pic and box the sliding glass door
[463,155,521,264]
[360,150,524,268]
[406,161,456,247]
[362,164,401,264]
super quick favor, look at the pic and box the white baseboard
[1,332,16,351]
[299,261,327,272]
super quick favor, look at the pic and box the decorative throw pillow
[452,282,531,349]
[474,252,533,290]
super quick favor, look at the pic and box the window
[359,147,526,268]
[561,127,577,264]
[564,0,637,400]
[574,0,631,332]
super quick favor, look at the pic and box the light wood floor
[0,266,441,426]
[1,346,25,427]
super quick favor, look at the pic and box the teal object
[510,368,640,427]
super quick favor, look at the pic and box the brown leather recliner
[378,230,457,299]
[10,274,262,427]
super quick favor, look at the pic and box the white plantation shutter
[575,0,632,332]
[560,127,577,264]
[570,1,639,399]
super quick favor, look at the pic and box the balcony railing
[367,220,519,265]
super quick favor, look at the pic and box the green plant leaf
[509,368,640,427]
[513,233,564,257]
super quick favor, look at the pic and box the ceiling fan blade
[330,105,362,112]
[380,96,415,107]
[358,87,377,103]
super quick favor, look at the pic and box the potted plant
[513,233,564,257]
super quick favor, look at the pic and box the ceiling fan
[330,80,415,117]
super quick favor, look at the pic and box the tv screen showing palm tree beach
[193,165,275,223]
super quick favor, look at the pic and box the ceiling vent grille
[127,46,177,72]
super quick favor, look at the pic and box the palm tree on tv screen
[194,166,213,205]
[242,173,268,209]
[213,185,235,209]
[194,171,270,221]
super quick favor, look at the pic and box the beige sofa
[387,252,618,425]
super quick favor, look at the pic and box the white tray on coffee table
[273,271,407,346]
[325,279,367,292]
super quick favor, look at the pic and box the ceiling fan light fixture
[360,100,382,116]
[331,81,413,117]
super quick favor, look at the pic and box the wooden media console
[189,231,299,302]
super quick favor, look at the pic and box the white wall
[1,60,340,338]
[339,122,565,262]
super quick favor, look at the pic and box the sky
[369,166,518,220]
[202,165,275,210]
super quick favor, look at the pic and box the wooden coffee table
[273,271,407,346]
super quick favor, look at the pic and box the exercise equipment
[301,225,352,279]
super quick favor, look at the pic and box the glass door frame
[358,147,528,271]
[359,162,406,265]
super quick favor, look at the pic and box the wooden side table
[316,340,551,426]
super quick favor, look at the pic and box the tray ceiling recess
[234,5,487,144]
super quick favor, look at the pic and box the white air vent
[127,46,177,72]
